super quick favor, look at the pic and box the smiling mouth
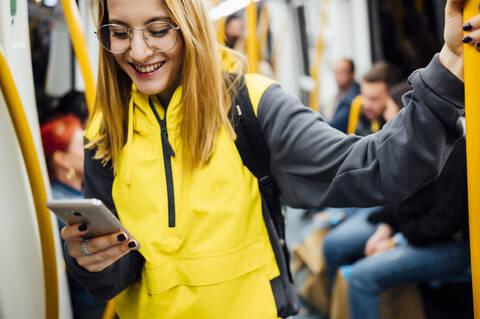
[133,62,165,74]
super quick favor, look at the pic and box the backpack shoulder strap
[228,75,285,241]
[229,76,271,180]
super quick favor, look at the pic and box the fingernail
[117,234,126,242]
[463,36,473,43]
[463,23,473,31]
[128,241,136,248]
[78,223,87,231]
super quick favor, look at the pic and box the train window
[31,0,58,8]
[368,0,446,76]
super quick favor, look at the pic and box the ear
[52,151,68,169]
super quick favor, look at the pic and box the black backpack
[228,77,300,318]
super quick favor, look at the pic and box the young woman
[62,0,479,318]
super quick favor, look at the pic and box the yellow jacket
[85,74,280,319]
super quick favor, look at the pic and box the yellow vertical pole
[464,1,480,317]
[0,45,58,319]
[246,1,259,73]
[60,0,96,114]
[258,5,270,61]
[216,18,226,45]
[210,0,226,45]
[310,0,329,111]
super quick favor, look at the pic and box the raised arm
[259,0,478,209]
[259,55,463,209]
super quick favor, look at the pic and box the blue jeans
[323,207,380,289]
[322,208,470,319]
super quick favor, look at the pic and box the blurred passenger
[41,115,84,196]
[329,59,360,133]
[225,14,244,50]
[355,62,402,136]
[55,91,89,126]
[41,115,106,319]
[383,82,411,122]
[323,139,469,319]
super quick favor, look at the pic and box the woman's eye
[113,32,128,39]
[111,29,128,38]
[149,29,169,37]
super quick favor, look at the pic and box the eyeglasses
[95,21,180,54]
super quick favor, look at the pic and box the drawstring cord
[125,96,134,185]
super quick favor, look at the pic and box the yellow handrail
[464,1,480,317]
[210,0,225,45]
[60,0,96,114]
[258,5,269,61]
[310,0,330,111]
[0,46,59,319]
[347,95,363,135]
[246,1,259,73]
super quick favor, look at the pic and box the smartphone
[46,198,139,247]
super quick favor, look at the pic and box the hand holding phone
[47,198,139,272]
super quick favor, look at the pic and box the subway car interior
[1,0,480,318]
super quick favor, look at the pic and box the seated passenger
[329,59,360,133]
[41,114,106,319]
[355,62,402,136]
[322,139,469,319]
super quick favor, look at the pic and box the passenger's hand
[370,238,396,256]
[61,224,138,272]
[440,0,480,81]
[364,224,392,256]
[383,97,400,123]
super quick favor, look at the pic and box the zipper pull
[166,140,176,157]
[160,125,175,157]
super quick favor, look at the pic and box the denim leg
[348,241,470,319]
[323,207,380,289]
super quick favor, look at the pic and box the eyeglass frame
[95,21,181,54]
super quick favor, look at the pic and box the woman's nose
[128,30,154,63]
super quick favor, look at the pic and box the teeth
[134,62,163,73]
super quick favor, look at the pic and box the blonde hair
[88,0,245,173]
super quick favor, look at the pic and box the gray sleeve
[257,55,464,208]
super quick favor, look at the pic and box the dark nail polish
[78,223,87,231]
[463,23,473,31]
[463,36,473,43]
[128,242,136,248]
[117,234,126,242]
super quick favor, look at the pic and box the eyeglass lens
[97,22,178,53]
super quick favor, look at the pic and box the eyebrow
[108,16,173,26]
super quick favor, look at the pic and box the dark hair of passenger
[56,90,88,125]
[388,82,412,110]
[226,14,242,26]
[363,61,402,88]
[344,59,355,74]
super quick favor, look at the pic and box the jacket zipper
[149,98,176,228]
